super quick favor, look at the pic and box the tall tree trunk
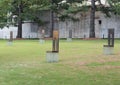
[51,10,54,37]
[89,0,95,38]
[16,2,22,38]
[17,17,22,38]
[49,0,54,37]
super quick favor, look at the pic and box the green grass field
[0,39,120,85]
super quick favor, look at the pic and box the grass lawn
[0,39,120,85]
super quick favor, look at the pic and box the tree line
[0,0,120,38]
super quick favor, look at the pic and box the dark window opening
[98,20,102,25]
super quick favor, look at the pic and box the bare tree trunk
[17,18,22,38]
[51,10,54,37]
[50,0,54,37]
[89,0,96,38]
[16,2,22,38]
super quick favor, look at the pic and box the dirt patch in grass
[82,38,101,40]
[63,57,120,71]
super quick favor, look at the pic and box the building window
[98,20,102,25]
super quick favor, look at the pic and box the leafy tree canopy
[108,0,120,15]
[0,0,120,28]
[0,0,50,28]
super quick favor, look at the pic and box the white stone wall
[22,22,31,38]
[0,12,120,39]
[97,12,120,38]
[22,22,38,38]
[0,26,17,39]
[0,22,39,39]
[58,13,90,38]
[58,12,120,38]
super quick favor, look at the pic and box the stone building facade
[56,11,120,38]
[0,11,120,39]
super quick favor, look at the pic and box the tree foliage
[51,0,85,21]
[0,0,12,28]
[0,0,50,28]
[108,0,120,15]
[0,0,120,38]
[0,0,120,27]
